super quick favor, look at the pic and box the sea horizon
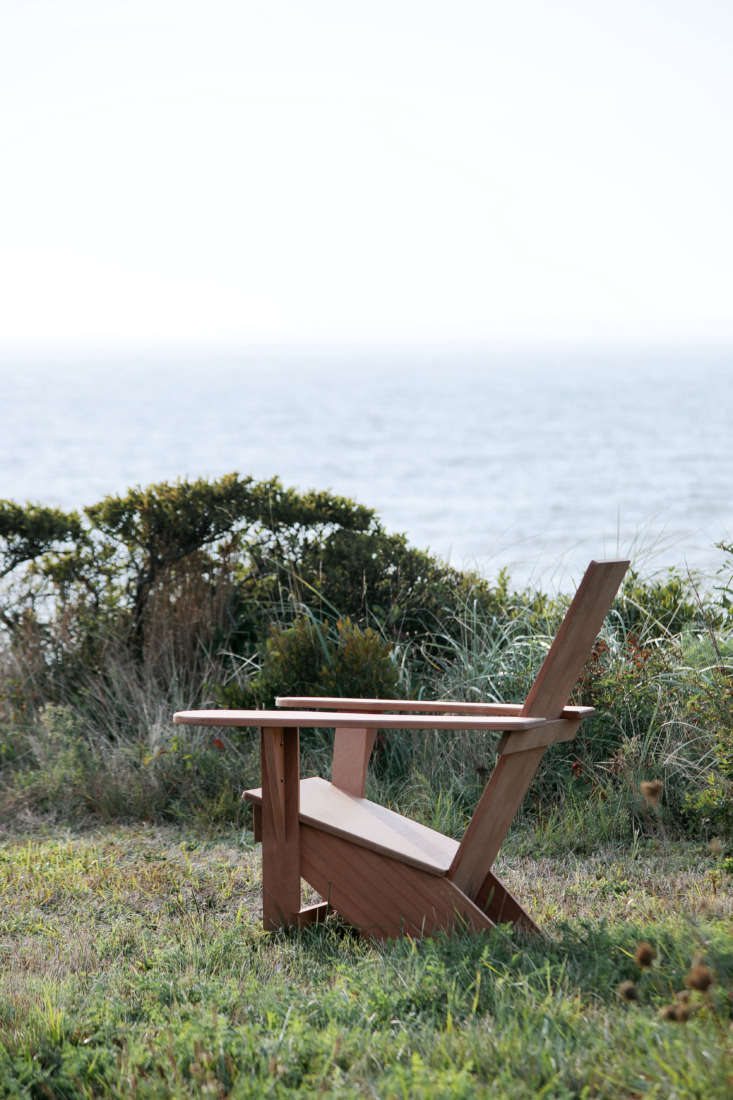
[1,346,731,591]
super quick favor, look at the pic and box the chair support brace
[331,727,377,796]
[498,717,580,755]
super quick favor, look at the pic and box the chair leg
[449,748,545,896]
[472,869,542,935]
[260,727,301,929]
[252,803,262,842]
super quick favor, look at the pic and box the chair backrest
[521,559,629,718]
[449,558,629,894]
[329,561,629,806]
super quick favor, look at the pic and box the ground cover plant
[0,826,730,1097]
[0,476,732,1095]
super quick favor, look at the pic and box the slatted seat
[175,559,629,939]
[244,776,459,874]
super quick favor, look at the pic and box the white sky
[2,0,732,352]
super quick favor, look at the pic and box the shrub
[0,475,510,708]
[617,567,705,635]
[216,616,402,778]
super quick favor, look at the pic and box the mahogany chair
[174,559,628,939]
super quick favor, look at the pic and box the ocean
[1,347,731,590]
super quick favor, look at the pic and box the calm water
[1,348,731,589]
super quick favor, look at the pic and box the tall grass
[0,638,259,828]
[368,574,732,847]
[1,552,731,846]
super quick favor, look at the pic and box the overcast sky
[2,0,732,353]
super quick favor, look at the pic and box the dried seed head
[708,836,723,856]
[675,990,691,1004]
[673,1004,691,1022]
[634,941,656,968]
[659,1004,678,1020]
[685,965,714,992]
[640,779,663,805]
[617,980,638,1002]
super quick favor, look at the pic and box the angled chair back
[521,559,629,717]
[449,559,629,896]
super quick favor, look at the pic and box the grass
[1,524,731,1093]
[0,823,731,1097]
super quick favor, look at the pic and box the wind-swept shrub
[0,474,509,710]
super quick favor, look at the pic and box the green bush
[680,660,733,835]
[217,616,402,779]
[251,617,400,705]
[616,567,704,635]
[2,689,256,828]
[0,475,510,703]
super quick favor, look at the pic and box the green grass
[0,824,730,1097]
[1,530,731,1093]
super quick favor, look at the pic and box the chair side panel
[300,824,494,939]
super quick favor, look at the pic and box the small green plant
[218,615,402,778]
[222,615,401,708]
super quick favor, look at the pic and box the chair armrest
[275,696,593,721]
[173,708,563,732]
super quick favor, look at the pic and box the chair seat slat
[244,776,458,875]
[174,709,547,731]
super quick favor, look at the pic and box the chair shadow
[275,912,733,1008]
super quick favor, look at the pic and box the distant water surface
[1,349,731,590]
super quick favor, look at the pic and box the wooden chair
[174,559,628,939]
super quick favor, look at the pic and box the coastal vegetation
[1,473,730,839]
[1,474,731,1095]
